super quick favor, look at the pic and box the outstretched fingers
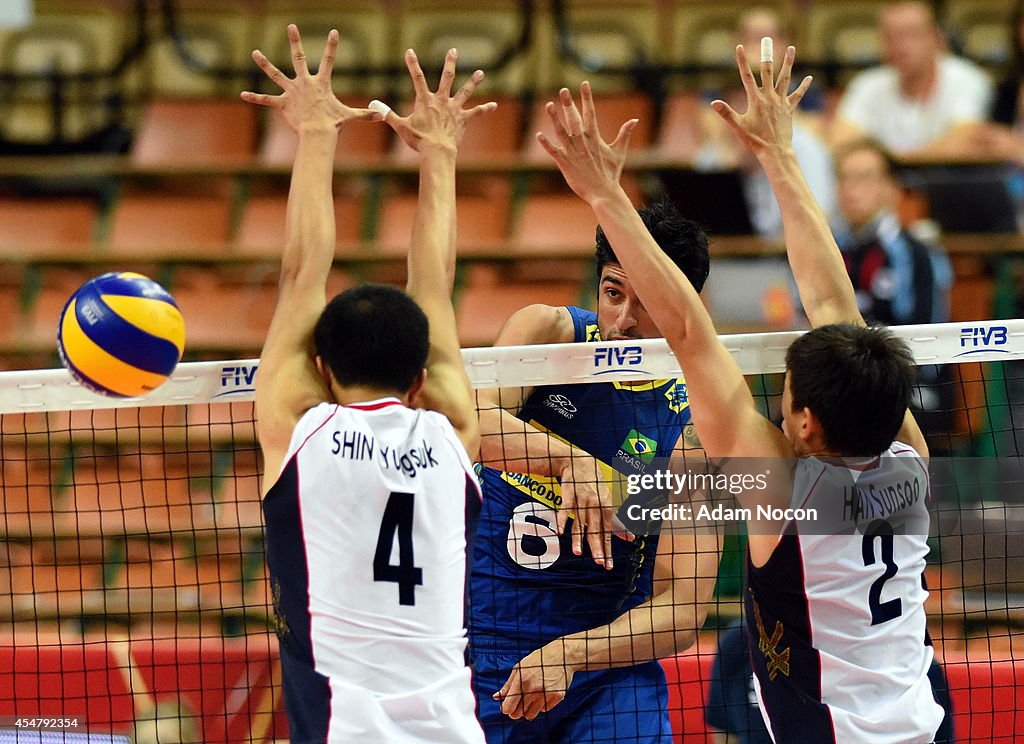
[287,24,309,77]
[252,50,289,90]
[545,100,574,149]
[759,37,773,90]
[580,81,598,139]
[609,118,638,155]
[788,74,813,108]
[734,44,757,99]
[240,90,282,108]
[464,100,499,120]
[319,29,339,78]
[775,45,795,96]
[709,99,745,138]
[405,49,430,101]
[453,69,484,107]
[437,48,458,98]
[559,87,585,137]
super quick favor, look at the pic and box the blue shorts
[472,647,672,744]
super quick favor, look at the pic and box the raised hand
[384,48,497,154]
[710,42,813,159]
[241,24,381,132]
[536,82,638,206]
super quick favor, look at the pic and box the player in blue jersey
[471,203,721,737]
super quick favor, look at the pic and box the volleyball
[57,272,186,398]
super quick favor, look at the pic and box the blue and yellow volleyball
[57,272,186,398]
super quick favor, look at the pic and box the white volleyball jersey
[262,399,484,744]
[746,442,944,744]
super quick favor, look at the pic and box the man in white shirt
[831,1,992,158]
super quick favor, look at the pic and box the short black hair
[594,198,710,293]
[313,284,429,393]
[785,324,916,456]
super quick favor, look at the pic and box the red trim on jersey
[796,466,827,511]
[345,398,403,411]
[294,408,339,457]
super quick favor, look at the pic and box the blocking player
[472,189,721,736]
[534,41,943,744]
[246,26,493,742]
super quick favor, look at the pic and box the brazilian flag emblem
[622,429,658,464]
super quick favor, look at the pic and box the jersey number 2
[862,521,902,625]
[373,492,423,606]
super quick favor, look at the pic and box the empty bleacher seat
[513,192,598,254]
[0,198,98,258]
[131,99,258,166]
[533,0,660,93]
[0,0,130,143]
[398,0,538,95]
[455,263,583,347]
[107,193,232,257]
[144,0,256,98]
[374,192,510,255]
[235,193,366,257]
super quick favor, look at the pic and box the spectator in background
[695,7,837,239]
[831,1,993,158]
[833,138,955,445]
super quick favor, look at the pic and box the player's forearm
[406,147,457,301]
[478,405,577,476]
[756,145,860,327]
[281,127,339,285]
[562,588,702,671]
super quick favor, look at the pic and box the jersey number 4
[373,492,423,606]
[862,521,903,625]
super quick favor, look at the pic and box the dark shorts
[472,647,672,744]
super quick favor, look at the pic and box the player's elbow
[670,627,698,654]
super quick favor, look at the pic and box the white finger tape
[368,99,392,117]
[761,37,773,63]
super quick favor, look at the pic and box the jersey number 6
[506,501,561,570]
[374,491,424,605]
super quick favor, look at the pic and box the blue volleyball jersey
[469,306,693,651]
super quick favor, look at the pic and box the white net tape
[0,320,1021,414]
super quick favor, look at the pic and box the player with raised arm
[244,25,493,743]
[473,143,720,741]
[533,41,943,744]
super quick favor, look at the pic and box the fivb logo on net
[956,325,1009,357]
[215,364,258,398]
[593,345,648,375]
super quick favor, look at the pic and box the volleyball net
[0,320,1021,742]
